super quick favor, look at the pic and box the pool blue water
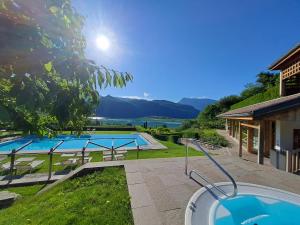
[0,134,149,152]
[214,194,300,225]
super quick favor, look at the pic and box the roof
[218,92,300,119]
[269,43,300,70]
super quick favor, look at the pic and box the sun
[96,35,110,51]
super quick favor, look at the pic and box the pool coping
[0,132,167,155]
[185,182,300,225]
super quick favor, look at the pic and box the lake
[89,117,183,128]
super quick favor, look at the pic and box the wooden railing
[286,148,300,173]
[282,61,300,80]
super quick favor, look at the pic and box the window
[293,129,300,149]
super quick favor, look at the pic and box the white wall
[275,120,281,150]
[280,120,300,150]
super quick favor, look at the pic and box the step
[0,191,20,209]
[103,154,125,161]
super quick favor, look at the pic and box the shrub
[182,129,199,139]
[152,133,169,141]
[198,129,228,147]
[168,134,182,144]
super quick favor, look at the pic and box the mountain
[178,98,216,111]
[95,96,199,119]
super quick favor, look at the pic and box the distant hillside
[178,98,216,111]
[96,96,199,119]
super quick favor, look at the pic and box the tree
[256,72,279,90]
[240,83,264,100]
[0,0,133,134]
[218,95,241,111]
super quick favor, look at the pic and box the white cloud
[119,96,145,100]
[119,92,151,100]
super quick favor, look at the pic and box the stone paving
[0,172,66,187]
[124,131,300,225]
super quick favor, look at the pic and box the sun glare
[96,35,110,51]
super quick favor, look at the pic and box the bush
[182,129,199,139]
[168,134,182,144]
[198,129,228,147]
[152,133,169,141]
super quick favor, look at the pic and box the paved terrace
[125,131,300,225]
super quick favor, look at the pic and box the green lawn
[2,184,45,198]
[125,140,203,160]
[0,152,103,176]
[0,167,133,225]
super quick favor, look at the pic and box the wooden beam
[239,122,242,157]
[286,151,292,173]
[258,121,264,165]
[240,123,259,129]
[223,117,253,121]
[247,127,253,153]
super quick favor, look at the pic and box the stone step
[0,191,20,209]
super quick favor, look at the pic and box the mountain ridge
[96,95,199,119]
[178,97,216,111]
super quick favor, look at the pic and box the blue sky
[73,0,300,102]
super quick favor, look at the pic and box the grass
[230,85,279,110]
[0,167,133,225]
[0,152,103,176]
[125,140,203,159]
[2,184,45,198]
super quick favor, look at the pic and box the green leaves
[97,69,104,89]
[0,0,134,135]
[49,6,59,15]
[44,61,53,72]
[96,66,133,89]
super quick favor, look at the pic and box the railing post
[185,139,189,175]
[137,145,140,159]
[9,149,16,181]
[111,139,115,161]
[82,147,85,165]
[48,140,64,180]
[48,150,53,180]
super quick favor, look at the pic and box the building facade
[219,44,300,174]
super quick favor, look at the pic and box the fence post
[137,145,140,159]
[9,149,16,181]
[185,139,189,175]
[111,140,114,161]
[48,150,53,180]
[82,147,85,165]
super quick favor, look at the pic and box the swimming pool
[0,134,149,153]
[185,182,300,225]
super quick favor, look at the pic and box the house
[218,44,300,173]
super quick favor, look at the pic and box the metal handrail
[9,140,33,181]
[48,140,65,179]
[186,139,238,198]
[14,140,33,153]
[49,140,64,154]
[114,140,135,150]
[89,141,111,150]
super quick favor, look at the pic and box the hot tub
[185,182,300,225]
